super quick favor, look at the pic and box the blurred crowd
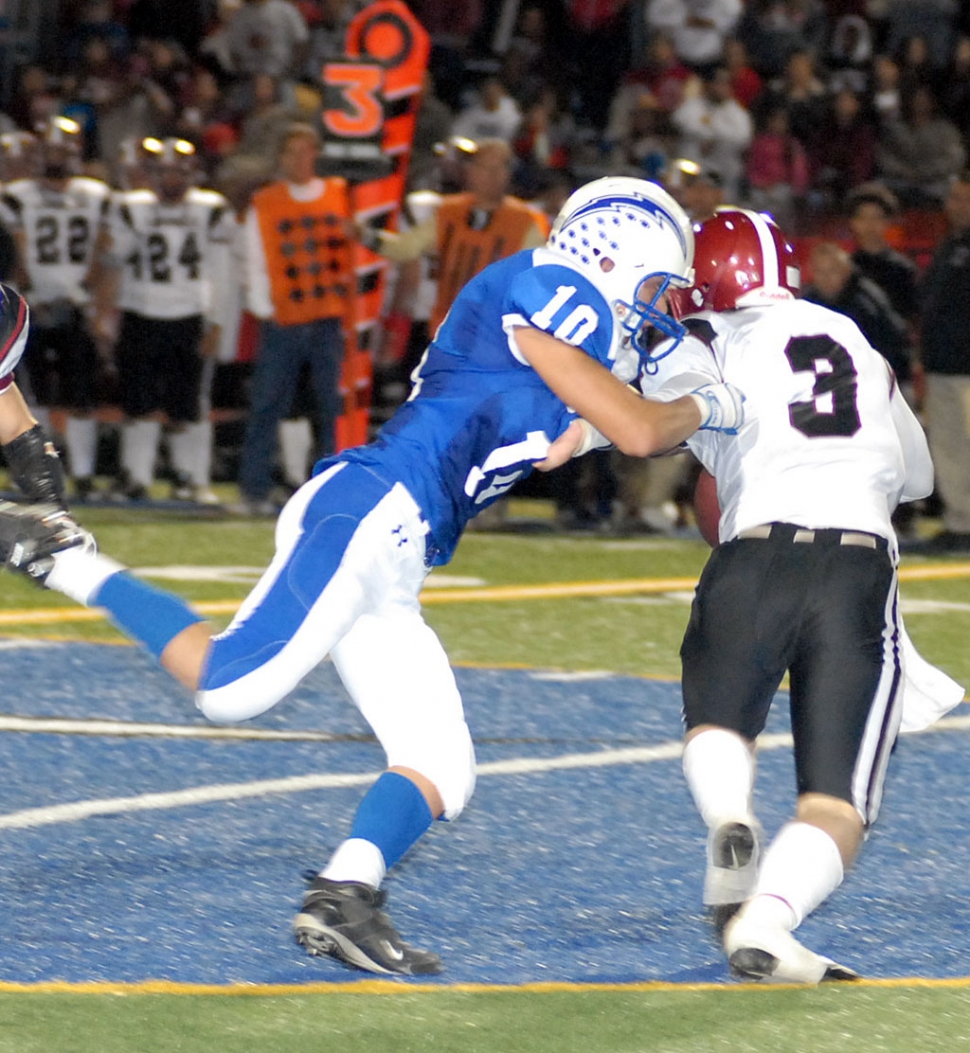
[11,1,970,225]
[0,0,968,544]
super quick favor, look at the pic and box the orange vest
[431,194,545,331]
[253,179,352,327]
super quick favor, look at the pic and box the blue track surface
[0,640,967,985]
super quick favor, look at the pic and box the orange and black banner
[321,0,430,451]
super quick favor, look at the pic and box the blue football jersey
[318,248,619,564]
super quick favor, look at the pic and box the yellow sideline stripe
[0,976,968,996]
[0,563,968,626]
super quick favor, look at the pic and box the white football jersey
[641,299,933,543]
[0,176,110,305]
[107,187,233,320]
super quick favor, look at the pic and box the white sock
[750,821,845,930]
[169,421,213,487]
[64,417,97,479]
[321,837,387,889]
[735,891,799,932]
[45,546,126,606]
[122,420,162,488]
[278,418,313,488]
[682,727,756,829]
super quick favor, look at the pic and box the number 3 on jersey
[530,285,599,345]
[785,334,861,438]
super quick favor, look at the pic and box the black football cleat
[0,499,94,584]
[294,877,442,976]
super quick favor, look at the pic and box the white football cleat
[723,909,860,984]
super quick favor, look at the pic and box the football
[693,468,721,547]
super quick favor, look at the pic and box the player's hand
[200,326,221,358]
[534,420,587,471]
[0,500,95,585]
[89,308,117,356]
[690,382,745,434]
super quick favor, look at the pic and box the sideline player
[0,283,68,506]
[102,137,233,502]
[1,117,110,501]
[0,178,745,976]
[634,208,959,983]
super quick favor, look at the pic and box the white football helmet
[547,176,694,369]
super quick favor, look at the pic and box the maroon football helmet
[680,207,800,313]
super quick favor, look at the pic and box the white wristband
[689,390,712,427]
[571,419,610,457]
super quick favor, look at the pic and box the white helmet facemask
[547,177,695,372]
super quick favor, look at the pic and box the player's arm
[0,195,29,292]
[9,228,29,294]
[0,382,66,508]
[522,218,548,249]
[0,287,68,507]
[514,325,742,456]
[358,214,436,263]
[82,211,113,314]
[200,209,234,357]
[91,199,133,348]
[0,380,36,444]
[243,207,275,320]
[890,377,933,503]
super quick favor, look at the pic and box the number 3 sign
[321,0,431,450]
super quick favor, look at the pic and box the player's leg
[295,599,473,974]
[115,312,162,500]
[57,310,100,500]
[277,415,313,490]
[725,536,899,983]
[275,361,316,493]
[680,538,794,933]
[237,321,300,508]
[159,315,211,501]
[305,317,344,460]
[29,465,407,720]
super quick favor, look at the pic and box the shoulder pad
[684,316,718,348]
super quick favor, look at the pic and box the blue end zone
[0,640,967,985]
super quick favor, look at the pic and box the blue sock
[94,572,204,660]
[350,772,434,869]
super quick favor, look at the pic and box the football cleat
[704,820,762,937]
[294,877,442,976]
[724,910,860,984]
[0,500,94,584]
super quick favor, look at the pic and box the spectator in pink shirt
[745,105,808,227]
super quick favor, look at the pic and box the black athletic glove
[0,499,93,585]
[2,424,68,509]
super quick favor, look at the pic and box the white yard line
[0,715,345,741]
[0,717,966,832]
